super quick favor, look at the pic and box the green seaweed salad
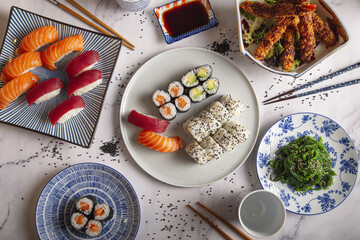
[269,136,336,193]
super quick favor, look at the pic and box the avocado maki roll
[189,86,207,102]
[181,70,198,88]
[195,64,213,81]
[202,77,219,95]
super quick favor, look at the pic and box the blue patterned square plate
[257,112,358,215]
[0,7,122,148]
[35,163,140,240]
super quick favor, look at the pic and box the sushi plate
[120,47,260,187]
[257,112,358,215]
[35,163,140,240]
[0,7,122,148]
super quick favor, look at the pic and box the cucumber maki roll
[94,203,114,221]
[168,81,184,98]
[181,70,198,88]
[189,86,206,102]
[71,212,88,231]
[86,219,103,237]
[159,102,177,120]
[75,195,97,216]
[202,77,219,95]
[175,95,191,112]
[195,64,213,81]
[152,90,171,107]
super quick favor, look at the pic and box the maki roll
[206,101,232,124]
[195,64,213,81]
[212,128,239,152]
[223,120,250,143]
[175,95,191,112]
[189,86,206,102]
[168,81,184,98]
[152,90,171,107]
[220,94,245,116]
[197,110,222,134]
[71,212,88,231]
[200,136,225,160]
[185,140,211,165]
[159,102,177,120]
[94,203,114,221]
[182,116,211,142]
[181,70,198,88]
[75,195,96,216]
[85,219,103,237]
[202,77,219,96]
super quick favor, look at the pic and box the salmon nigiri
[0,72,39,110]
[138,130,184,153]
[42,34,83,71]
[16,26,59,55]
[0,51,43,83]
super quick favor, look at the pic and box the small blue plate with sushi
[35,163,140,240]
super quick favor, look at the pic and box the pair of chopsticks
[187,202,252,240]
[263,62,360,105]
[48,0,135,50]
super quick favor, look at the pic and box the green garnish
[187,75,197,84]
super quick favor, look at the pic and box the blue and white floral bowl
[257,112,358,215]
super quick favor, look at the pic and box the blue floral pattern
[256,113,358,215]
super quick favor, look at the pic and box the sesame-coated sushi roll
[71,212,88,231]
[195,64,213,81]
[75,195,97,216]
[94,203,114,221]
[26,77,64,106]
[159,102,177,120]
[202,77,219,96]
[223,120,251,143]
[200,136,225,160]
[152,90,171,107]
[185,140,211,165]
[206,101,232,124]
[168,81,184,98]
[212,128,239,152]
[85,219,103,237]
[219,94,245,117]
[189,85,206,102]
[181,70,198,88]
[175,95,191,112]
[183,116,211,142]
[197,110,222,134]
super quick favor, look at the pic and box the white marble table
[0,0,359,239]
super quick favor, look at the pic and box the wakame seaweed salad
[269,136,336,193]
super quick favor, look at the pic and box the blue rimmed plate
[35,163,140,240]
[0,7,122,147]
[257,112,358,215]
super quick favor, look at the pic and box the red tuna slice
[26,77,64,106]
[66,69,102,97]
[65,50,100,80]
[48,95,85,125]
[128,110,170,133]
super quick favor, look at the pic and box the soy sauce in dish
[162,0,209,37]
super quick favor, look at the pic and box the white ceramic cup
[238,190,286,238]
[116,0,151,12]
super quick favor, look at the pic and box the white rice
[57,107,84,124]
[33,89,61,104]
[73,78,102,96]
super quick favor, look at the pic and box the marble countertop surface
[0,0,359,239]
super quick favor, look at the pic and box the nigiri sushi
[16,25,59,55]
[66,69,102,97]
[0,51,43,83]
[0,72,39,110]
[26,77,64,106]
[65,50,100,80]
[128,110,170,133]
[138,130,184,153]
[48,95,85,125]
[42,34,83,70]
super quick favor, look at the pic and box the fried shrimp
[281,16,299,71]
[311,12,337,47]
[299,12,316,62]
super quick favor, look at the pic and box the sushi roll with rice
[202,77,219,96]
[152,90,171,107]
[175,95,191,112]
[48,96,85,125]
[212,128,239,152]
[223,120,250,143]
[185,140,211,165]
[75,195,96,216]
[183,116,211,142]
[71,212,88,231]
[189,85,206,102]
[86,219,103,237]
[168,81,184,98]
[206,101,232,124]
[181,70,198,88]
[195,64,213,81]
[200,136,225,160]
[197,110,222,134]
[94,203,114,221]
[26,77,64,106]
[66,69,102,97]
[220,94,245,116]
[159,102,177,120]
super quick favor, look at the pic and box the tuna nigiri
[26,77,64,106]
[0,72,39,110]
[65,50,100,80]
[128,110,170,133]
[66,69,102,97]
[0,51,43,83]
[138,130,184,153]
[48,95,85,125]
[16,25,59,55]
[42,34,83,71]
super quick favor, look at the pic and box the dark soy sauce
[162,1,209,37]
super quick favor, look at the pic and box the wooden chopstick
[66,0,135,49]
[187,204,233,240]
[197,202,253,240]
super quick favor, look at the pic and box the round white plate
[120,47,260,187]
[257,112,358,215]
